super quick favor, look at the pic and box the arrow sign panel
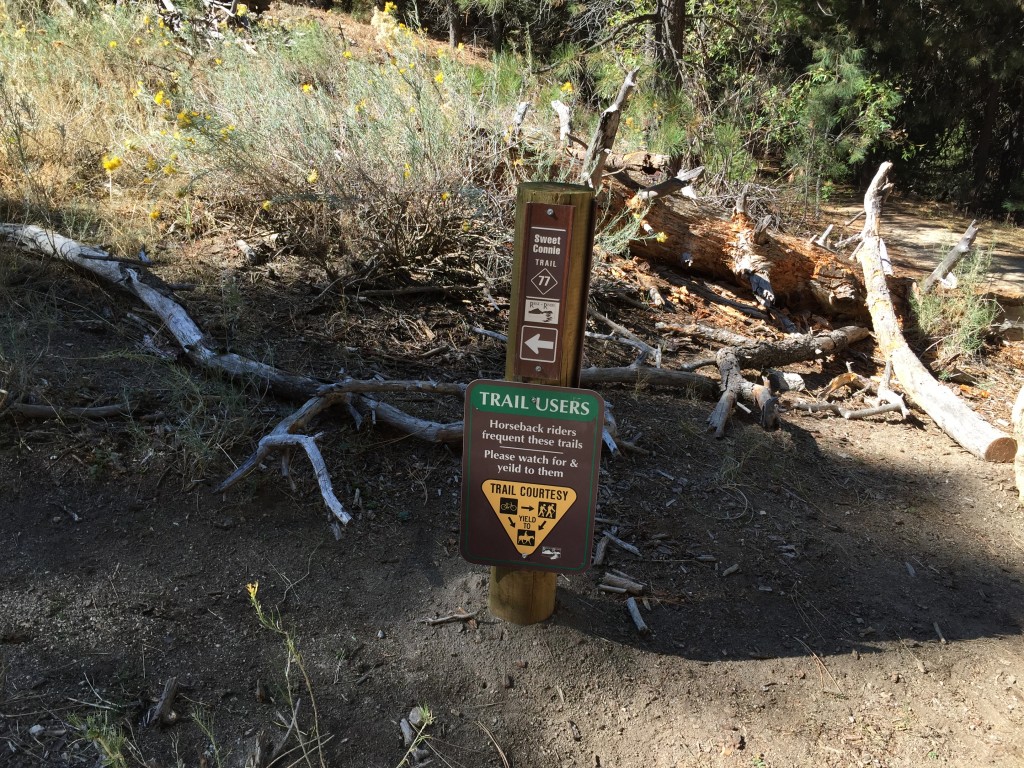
[519,325,558,363]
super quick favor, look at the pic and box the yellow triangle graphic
[482,480,577,559]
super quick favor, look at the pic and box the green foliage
[910,250,998,366]
[167,16,529,283]
[71,712,134,768]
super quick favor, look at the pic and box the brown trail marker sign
[461,380,605,571]
[461,182,599,625]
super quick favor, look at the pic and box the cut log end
[983,437,1017,464]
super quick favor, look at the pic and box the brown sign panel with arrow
[514,203,574,380]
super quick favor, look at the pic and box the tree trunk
[490,11,505,53]
[854,163,1015,463]
[655,0,686,85]
[447,1,461,48]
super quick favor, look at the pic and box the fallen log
[853,164,1015,463]
[702,326,869,436]
[620,183,866,315]
[1014,385,1024,504]
[732,326,870,370]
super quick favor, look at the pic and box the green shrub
[910,249,998,366]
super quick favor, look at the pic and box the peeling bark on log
[853,164,1015,463]
[620,183,865,314]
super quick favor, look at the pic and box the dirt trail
[821,195,1024,300]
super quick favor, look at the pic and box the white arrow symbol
[524,334,555,354]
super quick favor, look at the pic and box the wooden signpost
[461,181,598,625]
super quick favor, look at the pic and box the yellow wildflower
[176,110,192,127]
[154,90,166,106]
[261,200,272,211]
[655,231,668,243]
[457,42,464,50]
[235,3,248,17]
[383,1,397,13]
[408,106,416,114]
[343,50,353,59]
[149,208,161,220]
[214,57,222,65]
[403,163,411,179]
[142,14,151,26]
[108,40,117,48]
[162,162,177,175]
[302,83,313,93]
[441,192,450,202]
[560,81,574,94]
[307,168,319,184]
[434,72,444,84]
[246,581,259,599]
[101,155,122,172]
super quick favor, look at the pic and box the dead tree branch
[919,220,980,294]
[579,68,639,190]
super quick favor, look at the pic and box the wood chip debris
[603,530,641,557]
[600,573,645,595]
[625,596,650,636]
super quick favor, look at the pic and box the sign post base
[488,567,557,625]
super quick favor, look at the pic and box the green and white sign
[461,379,604,572]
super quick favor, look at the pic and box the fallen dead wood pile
[1,222,888,518]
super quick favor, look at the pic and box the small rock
[29,724,45,738]
[408,707,424,728]
[515,659,528,669]
[377,629,386,640]
[890,672,902,683]
[503,674,514,689]
[399,718,415,746]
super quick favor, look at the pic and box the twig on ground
[420,611,479,626]
[477,721,512,768]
